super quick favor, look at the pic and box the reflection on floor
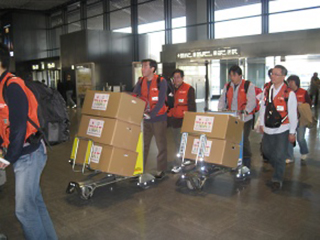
[1,107,320,240]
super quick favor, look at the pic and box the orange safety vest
[226,79,248,111]
[168,82,191,118]
[265,83,291,125]
[0,72,40,148]
[141,74,167,116]
[295,88,307,104]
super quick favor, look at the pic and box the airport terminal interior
[1,0,320,239]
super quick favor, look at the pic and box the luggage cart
[66,122,155,200]
[176,111,250,191]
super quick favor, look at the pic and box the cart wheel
[186,176,204,191]
[186,179,195,190]
[66,182,76,194]
[80,185,94,200]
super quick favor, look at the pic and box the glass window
[138,0,164,33]
[51,27,62,49]
[172,17,186,44]
[269,0,320,13]
[139,31,165,62]
[87,16,103,30]
[110,9,132,32]
[215,2,261,21]
[87,1,103,18]
[51,12,63,28]
[68,22,81,33]
[215,17,261,39]
[172,0,186,44]
[68,10,80,23]
[110,0,131,11]
[269,8,320,33]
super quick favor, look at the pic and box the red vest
[265,84,291,125]
[169,82,191,118]
[0,72,40,148]
[226,79,247,111]
[295,88,307,104]
[141,74,167,116]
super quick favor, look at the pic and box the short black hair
[268,68,273,77]
[172,69,184,78]
[0,43,10,69]
[141,59,157,73]
[287,75,300,88]
[228,65,242,76]
[274,65,288,76]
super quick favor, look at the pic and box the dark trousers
[143,121,168,171]
[262,130,289,183]
[310,90,319,106]
[243,119,253,167]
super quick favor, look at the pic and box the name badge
[152,96,158,101]
[178,99,184,103]
[277,105,284,111]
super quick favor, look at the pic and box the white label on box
[91,93,110,111]
[90,146,102,164]
[191,139,212,157]
[193,116,214,133]
[87,119,105,138]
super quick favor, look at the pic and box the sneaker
[271,182,282,191]
[182,160,191,166]
[301,154,307,161]
[171,166,181,173]
[154,171,165,179]
[286,159,294,164]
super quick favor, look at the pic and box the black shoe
[154,171,165,179]
[271,182,282,191]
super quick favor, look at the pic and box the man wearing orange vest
[133,59,168,178]
[168,69,196,173]
[260,65,298,191]
[287,75,311,164]
[0,44,57,239]
[218,65,256,169]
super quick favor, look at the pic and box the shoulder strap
[157,75,161,90]
[225,82,232,106]
[244,80,250,94]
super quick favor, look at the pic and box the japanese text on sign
[90,145,102,164]
[91,93,110,111]
[191,139,212,157]
[193,116,214,133]
[87,119,105,138]
[177,48,240,60]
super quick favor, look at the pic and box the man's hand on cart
[143,113,151,119]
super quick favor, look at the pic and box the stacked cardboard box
[181,112,244,168]
[76,90,145,176]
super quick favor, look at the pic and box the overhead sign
[177,48,240,60]
[47,63,55,69]
[32,64,39,70]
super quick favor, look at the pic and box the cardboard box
[74,139,138,177]
[81,90,145,126]
[77,115,140,151]
[184,135,240,168]
[181,112,244,144]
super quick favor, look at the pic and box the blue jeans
[297,125,309,155]
[287,125,309,160]
[13,144,57,240]
[262,131,289,183]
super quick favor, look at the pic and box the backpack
[138,75,174,109]
[264,84,289,128]
[226,80,262,113]
[3,77,70,146]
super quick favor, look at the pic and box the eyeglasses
[270,73,284,77]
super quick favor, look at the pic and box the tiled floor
[1,108,320,240]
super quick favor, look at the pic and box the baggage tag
[276,106,284,112]
[152,96,158,101]
[178,99,184,103]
